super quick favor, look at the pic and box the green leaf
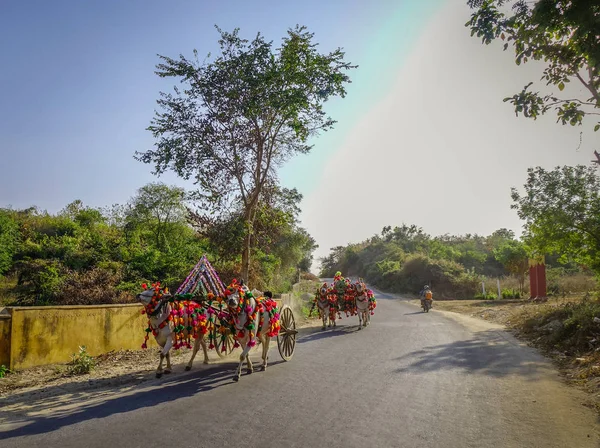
[595,124,600,132]
[558,82,565,91]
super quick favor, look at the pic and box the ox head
[137,289,155,306]
[136,283,171,307]
[355,279,366,294]
[224,278,246,309]
[319,283,328,296]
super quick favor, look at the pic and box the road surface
[1,288,598,448]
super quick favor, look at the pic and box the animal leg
[261,336,270,371]
[201,336,209,364]
[233,337,251,382]
[164,352,172,374]
[322,311,326,330]
[161,335,173,356]
[185,336,201,371]
[156,353,165,378]
[246,354,253,375]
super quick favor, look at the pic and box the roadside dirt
[0,315,323,415]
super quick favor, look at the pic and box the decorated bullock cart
[137,255,298,381]
[311,271,377,330]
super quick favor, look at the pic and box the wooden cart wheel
[277,305,298,361]
[215,328,236,358]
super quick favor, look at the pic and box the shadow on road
[393,329,548,379]
[0,359,286,439]
[297,324,361,344]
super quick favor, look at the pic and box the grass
[67,346,95,375]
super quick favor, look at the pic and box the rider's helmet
[424,285,430,290]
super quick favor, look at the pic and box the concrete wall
[7,304,155,370]
[0,314,11,367]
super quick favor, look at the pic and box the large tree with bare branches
[136,26,356,281]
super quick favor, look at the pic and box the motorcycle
[422,298,432,313]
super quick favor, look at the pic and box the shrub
[301,272,320,281]
[367,254,480,298]
[546,271,597,296]
[67,346,95,375]
[15,259,67,305]
[512,295,600,353]
[0,364,9,378]
[56,267,133,305]
[501,288,521,299]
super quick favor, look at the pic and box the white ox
[354,280,370,329]
[316,283,336,330]
[225,286,274,382]
[137,289,209,378]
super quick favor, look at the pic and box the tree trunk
[241,229,251,284]
[240,207,256,284]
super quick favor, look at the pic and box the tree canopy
[511,165,600,276]
[0,182,317,306]
[466,0,600,135]
[137,25,356,281]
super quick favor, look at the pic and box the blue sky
[3,0,595,265]
[0,0,444,212]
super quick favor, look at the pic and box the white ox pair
[137,287,274,382]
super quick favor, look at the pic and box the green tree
[511,165,600,276]
[493,239,528,292]
[466,1,600,135]
[191,184,317,288]
[0,210,19,276]
[126,183,187,251]
[137,25,356,281]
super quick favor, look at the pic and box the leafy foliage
[136,25,355,280]
[191,185,317,291]
[0,212,19,276]
[511,165,600,276]
[67,346,95,375]
[0,182,317,305]
[320,225,526,298]
[493,239,528,291]
[466,0,600,131]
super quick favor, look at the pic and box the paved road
[1,289,599,448]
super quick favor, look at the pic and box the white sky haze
[299,1,597,269]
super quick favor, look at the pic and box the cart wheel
[277,305,298,361]
[215,328,236,358]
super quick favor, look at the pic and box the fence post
[497,279,501,299]
[482,281,486,296]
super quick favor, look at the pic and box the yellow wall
[4,297,300,370]
[8,304,156,370]
[0,315,11,367]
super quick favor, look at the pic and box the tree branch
[576,70,600,104]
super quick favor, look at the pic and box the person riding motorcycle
[419,285,433,309]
